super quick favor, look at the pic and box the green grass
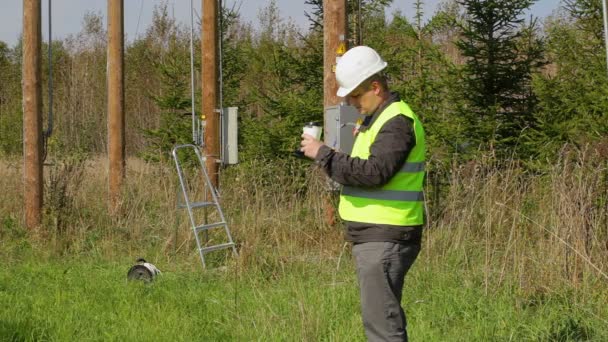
[407,268,606,341]
[1,155,607,341]
[0,255,362,341]
[1,251,606,341]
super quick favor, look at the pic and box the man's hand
[300,134,324,160]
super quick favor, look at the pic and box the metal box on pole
[324,105,360,155]
[221,107,238,165]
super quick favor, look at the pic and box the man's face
[347,81,380,115]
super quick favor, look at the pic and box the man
[300,46,425,342]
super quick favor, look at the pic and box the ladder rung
[194,222,226,232]
[178,201,216,209]
[200,242,235,254]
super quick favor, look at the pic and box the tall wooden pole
[323,0,348,226]
[107,0,125,211]
[23,0,43,229]
[323,0,348,108]
[202,0,219,187]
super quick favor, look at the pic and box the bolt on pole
[23,0,43,229]
[107,0,125,212]
[202,0,219,188]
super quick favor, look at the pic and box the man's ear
[371,81,382,95]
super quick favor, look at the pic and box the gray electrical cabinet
[221,107,238,165]
[324,105,360,155]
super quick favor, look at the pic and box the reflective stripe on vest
[338,100,426,226]
[342,187,424,201]
[400,161,425,173]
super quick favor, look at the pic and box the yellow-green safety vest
[339,100,426,226]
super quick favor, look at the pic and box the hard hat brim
[335,61,388,98]
[336,86,353,98]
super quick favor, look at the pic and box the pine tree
[455,0,545,157]
[139,5,194,163]
[531,0,608,161]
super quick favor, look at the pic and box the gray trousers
[352,242,420,342]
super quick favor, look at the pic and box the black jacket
[315,92,423,244]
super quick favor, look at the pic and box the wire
[189,0,198,144]
[134,0,144,39]
[46,0,53,138]
[193,6,201,23]
[43,0,53,162]
[218,0,225,164]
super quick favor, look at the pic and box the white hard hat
[336,46,387,97]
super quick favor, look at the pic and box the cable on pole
[43,0,53,162]
[218,0,225,164]
[189,0,198,145]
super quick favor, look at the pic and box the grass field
[1,248,606,341]
[1,152,607,341]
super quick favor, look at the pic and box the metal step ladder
[172,144,237,268]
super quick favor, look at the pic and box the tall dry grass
[1,145,607,291]
[423,144,608,296]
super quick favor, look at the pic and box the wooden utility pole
[107,0,125,211]
[23,0,43,229]
[323,0,348,108]
[202,0,219,187]
[323,0,348,226]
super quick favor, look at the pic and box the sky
[0,0,562,47]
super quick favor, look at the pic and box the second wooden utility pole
[202,0,220,188]
[23,0,43,229]
[107,0,125,211]
[323,0,348,108]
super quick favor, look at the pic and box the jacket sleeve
[315,115,415,187]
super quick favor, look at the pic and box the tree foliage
[455,0,545,158]
[530,0,608,161]
[0,41,22,155]
[137,4,195,163]
[0,0,607,170]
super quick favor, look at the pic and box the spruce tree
[531,0,608,161]
[455,0,544,157]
